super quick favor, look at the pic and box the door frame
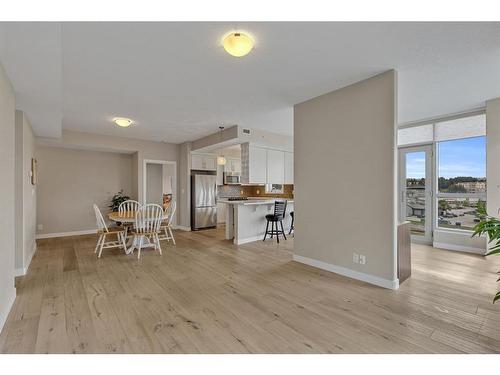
[398,145,433,244]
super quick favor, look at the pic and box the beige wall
[178,142,192,228]
[145,163,163,205]
[36,146,133,235]
[293,71,398,288]
[0,61,16,331]
[36,129,179,203]
[15,110,37,274]
[487,98,500,218]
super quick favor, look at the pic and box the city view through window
[405,136,486,234]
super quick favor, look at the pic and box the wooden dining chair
[94,204,127,258]
[132,203,164,259]
[118,199,141,237]
[159,200,176,245]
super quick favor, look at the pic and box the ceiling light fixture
[222,32,254,57]
[114,117,133,127]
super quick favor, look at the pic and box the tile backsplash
[218,184,294,199]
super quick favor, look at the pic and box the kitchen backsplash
[218,184,294,199]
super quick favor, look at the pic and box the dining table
[108,210,170,255]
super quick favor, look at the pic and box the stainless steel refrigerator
[191,172,217,230]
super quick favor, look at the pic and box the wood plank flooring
[1,227,500,353]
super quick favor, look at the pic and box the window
[437,136,486,231]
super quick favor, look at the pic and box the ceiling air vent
[242,129,251,134]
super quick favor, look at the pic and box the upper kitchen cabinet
[224,157,241,173]
[284,151,294,184]
[191,153,217,171]
[266,149,285,184]
[241,145,267,184]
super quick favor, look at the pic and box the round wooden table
[108,211,169,255]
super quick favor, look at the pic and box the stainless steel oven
[223,172,241,185]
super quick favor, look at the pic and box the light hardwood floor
[1,227,500,353]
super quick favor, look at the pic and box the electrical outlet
[359,255,366,265]
[37,224,43,231]
[256,189,260,194]
[352,253,359,264]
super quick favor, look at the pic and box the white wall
[14,110,37,275]
[293,71,398,289]
[36,146,133,236]
[0,61,16,332]
[162,163,175,195]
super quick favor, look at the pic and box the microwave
[223,172,241,185]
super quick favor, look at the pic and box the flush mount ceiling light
[222,32,254,57]
[114,118,133,127]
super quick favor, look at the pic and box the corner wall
[487,98,500,219]
[293,71,398,289]
[14,110,37,276]
[0,62,16,332]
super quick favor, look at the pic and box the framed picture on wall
[31,158,37,185]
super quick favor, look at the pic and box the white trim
[293,254,400,290]
[36,229,96,239]
[14,267,26,277]
[0,287,16,333]
[432,242,486,255]
[235,235,264,245]
[173,225,191,231]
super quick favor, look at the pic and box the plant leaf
[494,292,500,303]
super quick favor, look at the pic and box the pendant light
[217,126,227,165]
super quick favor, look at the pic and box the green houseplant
[109,190,130,212]
[471,202,500,303]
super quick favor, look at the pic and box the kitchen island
[218,198,294,245]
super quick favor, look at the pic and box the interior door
[399,145,433,244]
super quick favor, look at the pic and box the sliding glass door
[399,145,433,244]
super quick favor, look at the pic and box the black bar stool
[289,211,294,235]
[263,200,287,243]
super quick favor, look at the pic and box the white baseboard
[433,242,486,255]
[15,243,37,277]
[173,225,191,231]
[293,254,399,290]
[36,229,96,239]
[0,287,16,334]
[235,235,264,245]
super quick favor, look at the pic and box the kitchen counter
[218,198,294,245]
[218,197,294,206]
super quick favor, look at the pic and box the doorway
[143,159,177,225]
[399,145,433,244]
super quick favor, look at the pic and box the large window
[437,136,486,231]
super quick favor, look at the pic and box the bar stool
[289,211,294,235]
[263,200,287,243]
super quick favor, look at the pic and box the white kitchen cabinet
[266,149,285,184]
[284,151,294,184]
[248,146,267,184]
[217,203,226,223]
[224,158,241,173]
[191,153,217,171]
[216,164,224,185]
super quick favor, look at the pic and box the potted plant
[109,190,131,212]
[472,202,500,303]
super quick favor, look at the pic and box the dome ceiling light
[222,32,254,57]
[114,118,133,127]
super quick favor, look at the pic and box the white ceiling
[0,22,499,143]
